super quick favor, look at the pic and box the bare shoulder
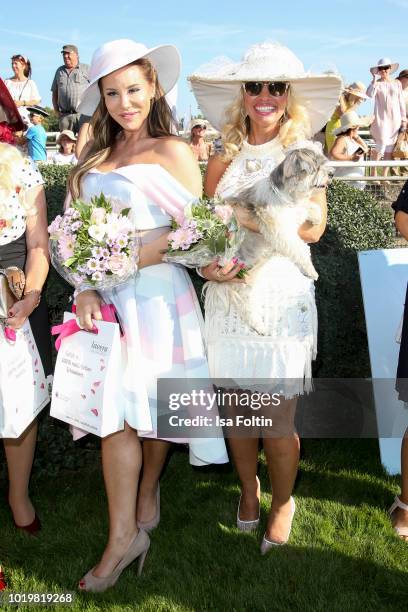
[204,154,230,197]
[153,136,192,157]
[153,136,202,197]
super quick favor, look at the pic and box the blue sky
[1,0,407,121]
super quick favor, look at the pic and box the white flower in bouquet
[88,224,107,242]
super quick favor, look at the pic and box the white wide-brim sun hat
[78,39,181,116]
[343,81,369,100]
[188,42,343,136]
[370,57,399,76]
[332,110,369,136]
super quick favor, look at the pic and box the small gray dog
[205,144,332,335]
[227,144,332,280]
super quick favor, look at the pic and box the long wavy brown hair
[69,57,173,199]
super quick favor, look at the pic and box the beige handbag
[0,267,25,320]
[392,132,408,160]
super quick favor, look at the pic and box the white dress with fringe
[204,138,318,395]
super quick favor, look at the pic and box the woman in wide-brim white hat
[325,81,369,153]
[367,57,407,176]
[330,110,370,189]
[67,38,228,592]
[188,42,342,553]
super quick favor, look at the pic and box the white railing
[329,160,408,182]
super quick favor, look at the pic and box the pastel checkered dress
[81,163,228,466]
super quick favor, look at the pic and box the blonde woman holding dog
[189,42,341,552]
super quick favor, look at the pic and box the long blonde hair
[338,92,362,114]
[69,58,174,199]
[0,143,36,218]
[220,86,311,161]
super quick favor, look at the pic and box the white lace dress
[204,138,318,395]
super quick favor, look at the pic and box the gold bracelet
[23,289,42,308]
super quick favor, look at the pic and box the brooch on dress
[245,159,263,173]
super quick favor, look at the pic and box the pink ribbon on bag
[4,327,16,342]
[51,319,98,351]
[51,303,123,351]
[72,303,124,336]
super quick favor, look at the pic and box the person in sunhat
[186,42,342,554]
[51,129,77,165]
[367,57,407,177]
[188,119,211,160]
[330,110,369,188]
[67,38,228,592]
[325,81,369,153]
[24,105,48,162]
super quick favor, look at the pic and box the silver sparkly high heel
[237,476,260,532]
[260,496,296,554]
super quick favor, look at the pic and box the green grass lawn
[1,439,408,612]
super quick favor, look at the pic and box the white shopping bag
[51,313,124,437]
[0,321,49,438]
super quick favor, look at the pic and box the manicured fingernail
[232,257,238,264]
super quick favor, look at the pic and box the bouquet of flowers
[164,199,247,273]
[48,193,138,291]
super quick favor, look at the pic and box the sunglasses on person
[243,81,289,97]
[378,65,391,71]
[193,124,206,130]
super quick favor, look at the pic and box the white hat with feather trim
[188,42,343,136]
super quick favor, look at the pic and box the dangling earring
[280,109,289,124]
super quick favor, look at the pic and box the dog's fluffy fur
[227,145,332,281]
[208,145,331,336]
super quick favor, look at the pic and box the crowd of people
[0,38,408,596]
[2,44,407,172]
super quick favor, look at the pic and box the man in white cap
[51,44,90,134]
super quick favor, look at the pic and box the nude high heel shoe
[237,476,260,532]
[137,484,160,533]
[78,529,150,593]
[260,496,296,554]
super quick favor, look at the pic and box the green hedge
[0,167,396,479]
[313,180,395,377]
[41,164,74,329]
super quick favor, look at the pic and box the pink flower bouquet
[48,193,139,291]
[164,199,246,273]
